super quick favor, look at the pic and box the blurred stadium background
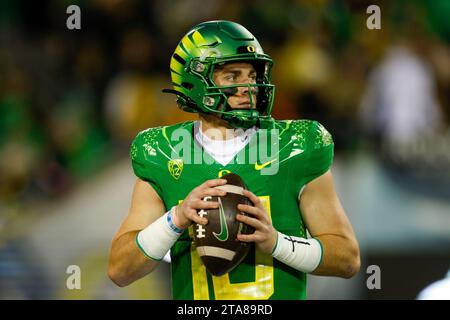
[1,0,449,299]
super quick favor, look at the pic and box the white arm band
[271,231,323,273]
[135,207,183,261]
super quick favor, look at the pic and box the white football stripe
[196,246,236,261]
[215,185,244,195]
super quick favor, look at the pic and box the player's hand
[236,189,278,255]
[174,179,228,229]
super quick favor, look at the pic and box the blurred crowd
[0,0,449,211]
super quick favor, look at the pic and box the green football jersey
[130,119,334,300]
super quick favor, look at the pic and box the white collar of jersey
[193,121,257,166]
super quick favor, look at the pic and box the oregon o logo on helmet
[247,45,255,52]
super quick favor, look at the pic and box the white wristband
[135,208,183,261]
[271,231,323,273]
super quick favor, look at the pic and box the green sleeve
[302,121,334,185]
[130,129,164,200]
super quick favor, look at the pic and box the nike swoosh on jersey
[254,159,275,170]
[213,198,229,242]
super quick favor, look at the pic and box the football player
[108,20,360,299]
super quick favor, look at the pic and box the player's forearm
[311,234,360,278]
[108,231,158,287]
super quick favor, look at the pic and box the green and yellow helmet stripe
[191,30,207,47]
[174,44,189,61]
[181,34,200,56]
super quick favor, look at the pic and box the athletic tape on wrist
[271,231,323,273]
[135,209,183,261]
[167,206,185,233]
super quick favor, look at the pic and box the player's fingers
[236,213,263,229]
[237,233,260,243]
[242,189,264,209]
[187,208,208,225]
[191,199,219,210]
[238,203,271,225]
[191,179,227,196]
[203,179,228,189]
[200,188,227,198]
[237,204,260,217]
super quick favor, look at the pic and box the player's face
[212,62,257,110]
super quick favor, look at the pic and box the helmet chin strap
[221,110,259,129]
[211,85,263,128]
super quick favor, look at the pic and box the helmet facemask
[163,20,276,129]
[188,58,275,128]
